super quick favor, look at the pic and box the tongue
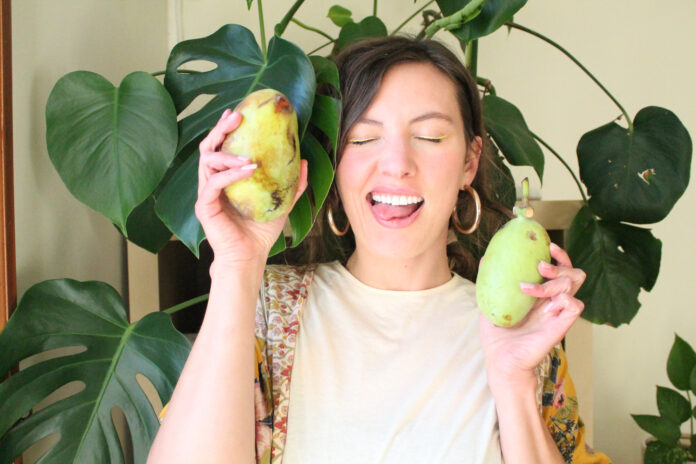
[372,202,420,220]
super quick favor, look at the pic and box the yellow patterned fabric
[539,346,612,463]
[161,264,611,463]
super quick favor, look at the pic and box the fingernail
[550,242,561,251]
[221,109,231,118]
[520,282,535,291]
[240,163,257,171]
[227,111,239,120]
[539,261,552,271]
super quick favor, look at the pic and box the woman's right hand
[195,108,308,267]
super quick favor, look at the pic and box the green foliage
[577,106,692,224]
[436,0,527,41]
[2,1,693,460]
[45,71,178,237]
[633,335,696,462]
[328,5,353,27]
[482,94,544,182]
[0,280,191,463]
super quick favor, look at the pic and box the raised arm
[479,243,587,463]
[147,109,307,464]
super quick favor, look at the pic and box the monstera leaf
[0,279,191,463]
[567,206,662,326]
[46,71,178,236]
[154,24,317,256]
[436,0,527,41]
[483,94,544,182]
[578,106,692,224]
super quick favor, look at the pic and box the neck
[345,245,452,291]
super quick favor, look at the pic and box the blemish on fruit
[527,231,537,241]
[275,96,292,114]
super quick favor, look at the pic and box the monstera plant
[0,0,691,462]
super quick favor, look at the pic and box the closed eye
[349,138,376,145]
[415,135,447,143]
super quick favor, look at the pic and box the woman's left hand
[479,242,586,388]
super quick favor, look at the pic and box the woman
[148,36,610,463]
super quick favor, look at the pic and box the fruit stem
[515,178,534,219]
[257,0,267,57]
[506,22,634,136]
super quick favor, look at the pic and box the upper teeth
[372,193,424,206]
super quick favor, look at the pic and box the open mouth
[368,192,424,226]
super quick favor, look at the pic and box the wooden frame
[0,1,15,332]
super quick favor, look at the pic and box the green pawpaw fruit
[221,88,300,222]
[476,201,551,327]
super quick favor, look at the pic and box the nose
[377,136,416,178]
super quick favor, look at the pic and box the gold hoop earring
[451,185,481,235]
[327,206,350,236]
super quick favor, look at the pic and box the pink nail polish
[520,282,535,291]
[240,163,257,171]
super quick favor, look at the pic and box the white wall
[11,1,696,462]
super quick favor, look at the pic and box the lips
[367,191,424,225]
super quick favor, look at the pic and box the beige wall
[11,1,696,462]
[12,0,169,299]
[12,1,168,462]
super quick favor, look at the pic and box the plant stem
[258,0,267,57]
[391,0,436,35]
[506,22,634,135]
[476,76,496,95]
[425,0,486,38]
[466,39,478,78]
[530,131,588,202]
[291,18,334,42]
[151,69,201,77]
[274,0,305,37]
[373,0,378,16]
[163,293,210,315]
[689,391,694,456]
[308,39,336,56]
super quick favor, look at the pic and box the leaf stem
[391,0,436,35]
[689,391,694,458]
[530,131,588,203]
[274,0,305,37]
[425,0,487,38]
[466,39,478,78]
[291,18,335,42]
[151,69,200,77]
[258,0,267,57]
[163,293,210,315]
[476,76,496,95]
[506,22,634,135]
[373,0,378,16]
[308,39,336,56]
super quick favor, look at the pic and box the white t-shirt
[282,261,503,463]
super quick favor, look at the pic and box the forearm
[490,372,565,464]
[147,259,266,464]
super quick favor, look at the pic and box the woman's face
[337,61,480,262]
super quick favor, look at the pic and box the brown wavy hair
[277,36,511,282]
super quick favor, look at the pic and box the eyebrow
[356,112,453,126]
